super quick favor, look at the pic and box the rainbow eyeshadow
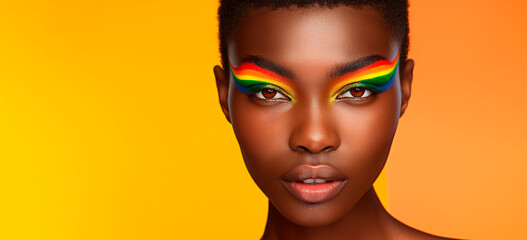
[328,52,400,103]
[229,59,297,102]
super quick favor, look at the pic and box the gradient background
[1,0,526,239]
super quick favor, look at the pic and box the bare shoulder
[404,229,462,240]
[386,216,462,240]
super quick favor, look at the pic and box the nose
[289,103,340,154]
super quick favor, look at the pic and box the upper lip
[281,164,347,182]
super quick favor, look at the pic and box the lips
[281,164,347,204]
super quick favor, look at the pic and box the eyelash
[335,83,379,102]
[246,84,291,101]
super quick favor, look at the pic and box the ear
[213,65,232,123]
[399,59,414,118]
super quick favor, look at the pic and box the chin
[271,198,352,227]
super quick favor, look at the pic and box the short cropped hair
[218,0,409,72]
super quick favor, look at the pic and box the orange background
[0,1,525,239]
[387,1,527,239]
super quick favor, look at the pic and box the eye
[337,87,373,99]
[254,88,289,100]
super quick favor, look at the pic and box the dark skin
[214,5,455,240]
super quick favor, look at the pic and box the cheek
[335,84,401,183]
[228,86,294,185]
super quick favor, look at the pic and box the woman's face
[215,6,413,226]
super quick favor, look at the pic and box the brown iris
[350,87,365,97]
[262,88,277,98]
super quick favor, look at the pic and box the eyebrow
[329,55,387,79]
[241,55,295,79]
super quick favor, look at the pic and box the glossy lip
[281,164,348,204]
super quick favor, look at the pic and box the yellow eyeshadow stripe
[236,75,296,98]
[330,68,394,94]
[328,54,399,97]
[230,62,297,100]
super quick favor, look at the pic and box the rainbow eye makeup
[328,52,400,103]
[229,59,297,102]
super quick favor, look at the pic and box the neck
[261,187,395,240]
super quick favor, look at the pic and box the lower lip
[281,180,347,204]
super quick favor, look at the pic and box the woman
[213,1,456,239]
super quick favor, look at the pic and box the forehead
[228,6,399,68]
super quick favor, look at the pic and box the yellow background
[0,1,525,239]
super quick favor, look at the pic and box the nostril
[295,145,335,153]
[321,146,334,152]
[296,145,310,153]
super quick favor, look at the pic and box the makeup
[281,164,348,204]
[328,52,400,103]
[229,59,297,102]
